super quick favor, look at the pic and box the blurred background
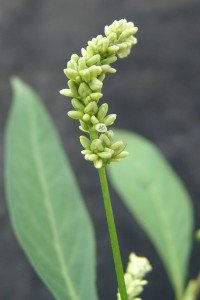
[0,0,200,299]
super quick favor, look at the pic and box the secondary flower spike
[60,19,138,169]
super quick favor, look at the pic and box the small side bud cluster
[117,253,152,300]
[60,19,138,168]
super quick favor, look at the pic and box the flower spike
[60,19,138,168]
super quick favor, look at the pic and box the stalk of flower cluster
[60,19,138,300]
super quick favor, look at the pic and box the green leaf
[5,77,98,300]
[108,129,194,299]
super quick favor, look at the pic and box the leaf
[108,129,194,299]
[5,77,98,300]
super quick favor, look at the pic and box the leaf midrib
[29,103,79,300]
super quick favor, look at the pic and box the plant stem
[98,167,128,300]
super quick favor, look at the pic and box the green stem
[98,167,128,300]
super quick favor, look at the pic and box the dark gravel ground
[0,0,200,299]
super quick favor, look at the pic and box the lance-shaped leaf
[5,77,98,300]
[108,129,194,299]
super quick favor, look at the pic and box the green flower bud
[71,53,79,62]
[79,121,89,132]
[79,69,91,83]
[108,45,119,54]
[71,98,85,112]
[119,28,137,40]
[110,141,124,151]
[97,103,108,121]
[94,123,107,133]
[87,54,101,66]
[78,57,87,70]
[104,114,117,126]
[89,78,103,91]
[106,32,117,43]
[64,68,78,80]
[98,74,105,82]
[94,158,103,169]
[101,55,117,65]
[59,89,73,97]
[100,134,112,147]
[80,136,91,149]
[84,101,98,115]
[85,154,98,161]
[90,115,99,125]
[78,82,92,98]
[68,111,84,120]
[85,45,94,57]
[68,80,79,98]
[90,139,104,152]
[114,150,129,159]
[90,92,103,101]
[67,59,78,70]
[98,151,112,159]
[88,65,102,78]
[81,149,91,155]
[82,114,90,122]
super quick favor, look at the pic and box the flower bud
[90,115,99,125]
[68,80,79,98]
[106,32,117,43]
[110,141,124,151]
[94,123,107,133]
[78,57,87,70]
[94,158,103,169]
[71,53,79,62]
[85,154,98,161]
[59,89,73,97]
[89,78,103,91]
[82,114,90,122]
[64,68,78,80]
[88,65,102,78]
[114,151,129,159]
[98,151,112,159]
[104,114,117,126]
[79,69,91,83]
[97,103,108,121]
[67,59,77,70]
[108,45,119,54]
[87,54,101,66]
[78,82,92,98]
[90,92,103,101]
[67,111,84,120]
[101,55,117,65]
[80,136,91,149]
[84,101,98,115]
[90,139,104,152]
[71,98,85,112]
[100,134,112,147]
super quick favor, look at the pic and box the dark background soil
[0,0,200,299]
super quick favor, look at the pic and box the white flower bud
[59,89,73,97]
[98,151,112,159]
[90,92,103,101]
[94,123,107,133]
[94,158,103,169]
[82,114,90,122]
[85,154,98,161]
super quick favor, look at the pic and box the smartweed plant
[5,19,199,300]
